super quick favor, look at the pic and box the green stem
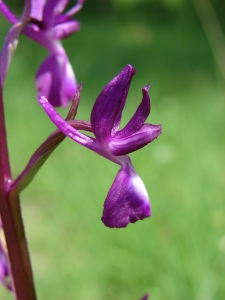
[0,88,37,299]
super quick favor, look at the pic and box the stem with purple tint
[0,88,37,300]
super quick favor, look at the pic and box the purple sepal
[52,21,80,40]
[114,85,151,139]
[91,65,135,142]
[36,52,76,107]
[101,160,151,228]
[110,124,162,156]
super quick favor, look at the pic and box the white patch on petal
[130,172,150,205]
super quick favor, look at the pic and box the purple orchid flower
[0,0,84,107]
[39,65,162,228]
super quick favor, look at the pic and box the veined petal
[101,160,151,228]
[36,51,76,107]
[110,124,162,156]
[91,65,135,142]
[114,85,151,139]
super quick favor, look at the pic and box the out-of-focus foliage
[112,0,184,9]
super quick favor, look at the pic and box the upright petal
[36,51,76,107]
[114,85,151,139]
[101,160,151,228]
[56,0,85,23]
[43,0,69,27]
[91,65,135,142]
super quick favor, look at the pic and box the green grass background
[0,2,225,300]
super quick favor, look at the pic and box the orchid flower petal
[0,1,18,23]
[39,96,93,145]
[52,21,80,39]
[36,52,76,107]
[30,0,45,21]
[43,0,69,27]
[110,124,162,156]
[91,65,135,142]
[114,85,151,139]
[0,0,30,86]
[101,160,151,228]
[56,0,85,23]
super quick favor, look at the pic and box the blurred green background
[0,0,225,299]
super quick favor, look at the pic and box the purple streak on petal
[30,0,45,21]
[114,85,151,139]
[52,21,80,39]
[91,65,135,142]
[110,124,162,156]
[36,52,76,107]
[101,160,151,228]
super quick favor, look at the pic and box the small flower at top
[0,0,85,106]
[39,65,162,228]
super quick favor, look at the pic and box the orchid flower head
[28,0,85,107]
[39,65,162,228]
[0,0,85,107]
